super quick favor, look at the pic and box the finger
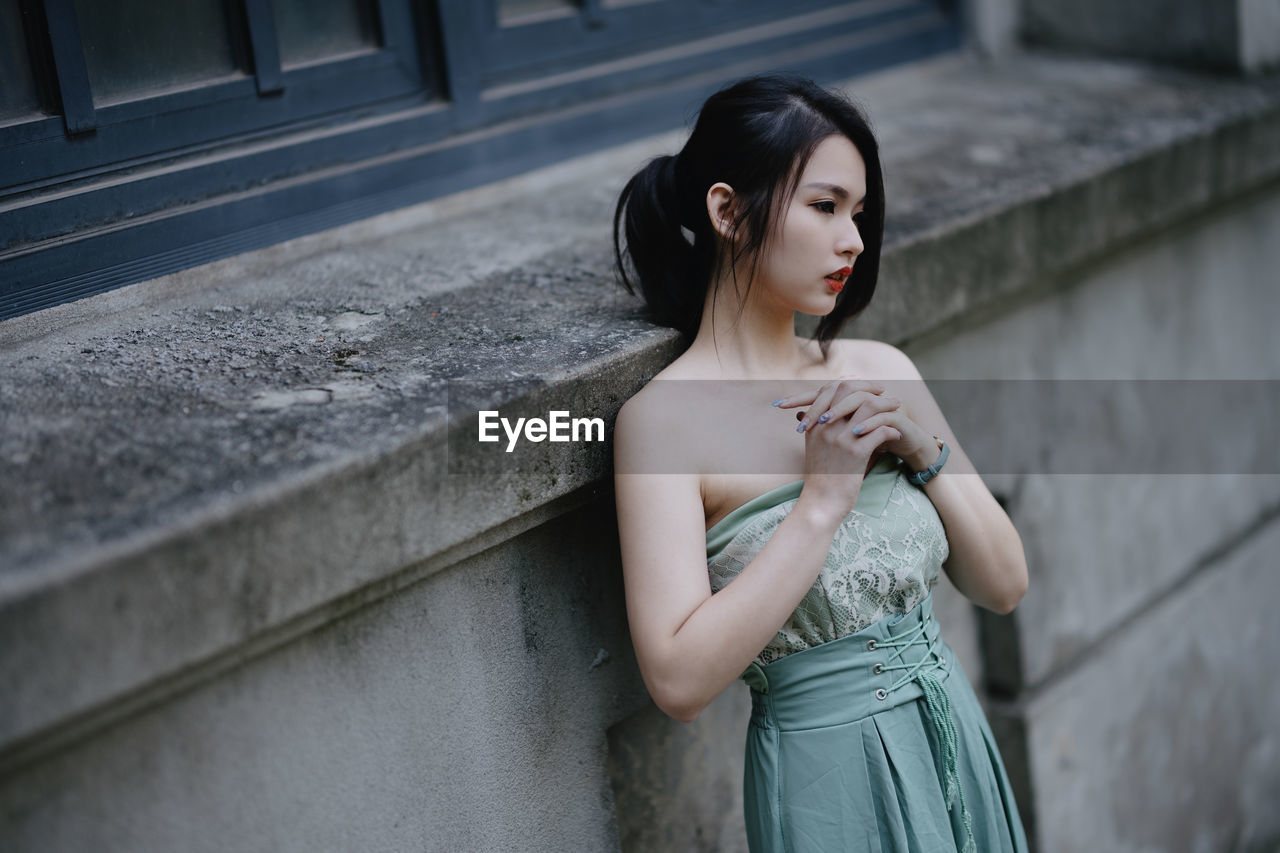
[828,393,895,426]
[802,382,846,432]
[848,424,904,448]
[850,412,903,441]
[806,378,886,432]
[824,388,895,425]
[773,376,872,411]
[772,391,820,409]
[795,377,848,432]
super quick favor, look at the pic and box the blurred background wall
[2,1,1278,850]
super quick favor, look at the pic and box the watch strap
[905,437,948,487]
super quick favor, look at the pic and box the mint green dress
[705,455,1028,853]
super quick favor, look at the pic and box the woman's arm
[615,468,839,722]
[614,390,894,723]
[868,342,1029,614]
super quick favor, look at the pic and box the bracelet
[905,436,948,487]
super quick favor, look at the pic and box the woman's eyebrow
[802,182,865,203]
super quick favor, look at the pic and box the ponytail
[613,154,711,341]
[614,74,885,351]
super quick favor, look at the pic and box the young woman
[611,75,1030,852]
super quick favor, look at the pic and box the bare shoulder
[614,347,719,461]
[827,338,923,381]
[614,380,670,450]
[615,353,709,425]
[829,338,946,434]
[613,372,700,471]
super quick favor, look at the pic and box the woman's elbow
[988,534,1029,614]
[990,565,1029,615]
[649,681,706,724]
[990,587,1025,615]
[643,668,707,723]
[663,702,702,724]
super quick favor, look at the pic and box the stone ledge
[2,49,1279,760]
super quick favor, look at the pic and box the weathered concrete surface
[961,0,1021,61]
[0,321,676,761]
[911,181,1280,381]
[1244,0,1280,74]
[0,498,649,852]
[1017,514,1280,853]
[909,133,1280,848]
[3,52,1279,770]
[1023,0,1280,75]
[804,50,1280,348]
[913,185,1280,693]
[609,687,751,853]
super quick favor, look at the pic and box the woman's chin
[797,296,840,317]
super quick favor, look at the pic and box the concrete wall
[0,497,646,852]
[964,0,1022,61]
[912,182,1280,851]
[1022,0,1280,75]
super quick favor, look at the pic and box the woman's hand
[787,377,938,462]
[773,377,928,521]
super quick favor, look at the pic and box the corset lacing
[872,615,977,853]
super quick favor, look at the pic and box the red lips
[825,266,852,293]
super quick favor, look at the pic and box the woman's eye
[813,201,837,214]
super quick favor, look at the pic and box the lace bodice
[706,456,949,666]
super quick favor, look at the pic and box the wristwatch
[905,436,948,487]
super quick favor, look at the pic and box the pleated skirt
[741,594,1029,853]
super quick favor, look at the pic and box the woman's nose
[837,219,864,256]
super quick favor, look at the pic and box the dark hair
[613,74,885,354]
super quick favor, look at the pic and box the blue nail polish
[817,412,830,424]
[852,424,864,435]
[796,421,807,433]
[771,399,784,407]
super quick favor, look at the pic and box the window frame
[0,0,432,192]
[438,0,957,127]
[481,0,896,79]
[0,0,963,320]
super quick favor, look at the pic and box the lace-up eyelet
[873,663,884,675]
[875,688,888,700]
[866,640,878,651]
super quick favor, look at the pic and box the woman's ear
[706,183,738,242]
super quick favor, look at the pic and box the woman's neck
[687,281,822,379]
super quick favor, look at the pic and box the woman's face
[752,134,867,317]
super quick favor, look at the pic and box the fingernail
[771,398,784,407]
[852,424,864,435]
[816,412,830,424]
[796,420,808,433]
